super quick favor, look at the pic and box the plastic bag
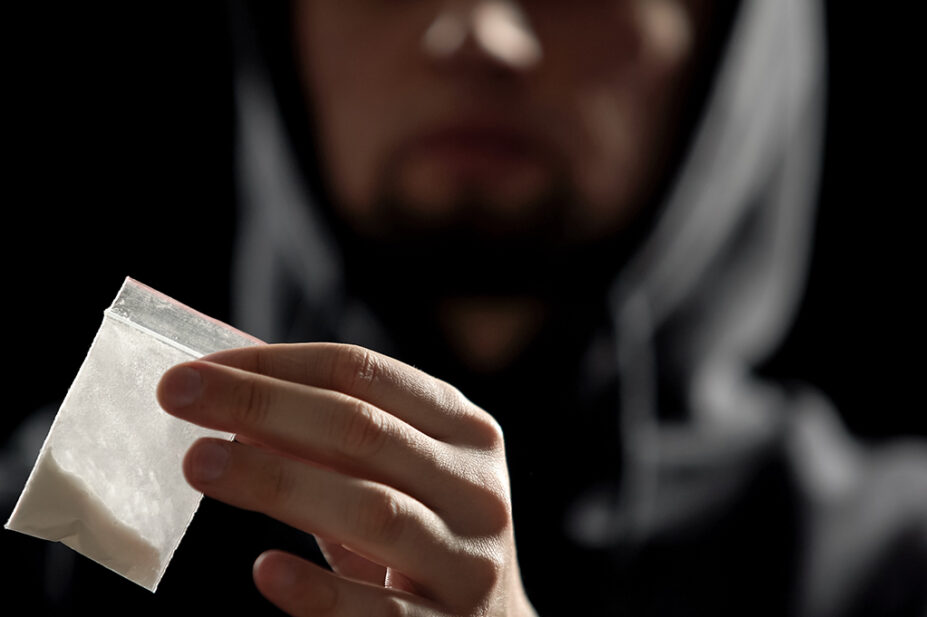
[5,277,261,591]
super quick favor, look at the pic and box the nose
[422,1,542,72]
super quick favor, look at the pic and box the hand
[158,343,537,617]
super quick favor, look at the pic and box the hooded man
[5,1,926,616]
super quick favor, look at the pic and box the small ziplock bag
[5,277,261,591]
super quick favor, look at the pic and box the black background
[3,1,924,449]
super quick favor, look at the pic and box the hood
[228,0,827,541]
[602,0,827,540]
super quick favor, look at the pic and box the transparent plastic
[5,277,261,591]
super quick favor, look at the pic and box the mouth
[405,122,547,177]
[383,114,562,217]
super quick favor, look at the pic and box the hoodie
[228,1,927,616]
[3,1,925,615]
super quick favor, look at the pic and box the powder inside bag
[5,278,251,592]
[13,449,163,590]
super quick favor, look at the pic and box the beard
[316,168,661,377]
[329,172,647,311]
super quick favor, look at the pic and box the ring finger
[184,437,456,599]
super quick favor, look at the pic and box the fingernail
[188,440,229,483]
[161,365,203,408]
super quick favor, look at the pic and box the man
[168,1,924,615]
[7,1,927,615]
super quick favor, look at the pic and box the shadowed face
[293,0,714,297]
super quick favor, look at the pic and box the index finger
[201,343,493,445]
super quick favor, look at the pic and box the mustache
[325,165,654,309]
[373,157,575,236]
[333,196,630,303]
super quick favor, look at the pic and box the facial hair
[329,174,647,309]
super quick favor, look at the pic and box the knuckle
[476,484,513,535]
[433,379,505,449]
[475,553,505,589]
[468,412,506,450]
[250,347,273,378]
[259,459,295,508]
[330,344,380,396]
[459,548,505,599]
[230,376,271,428]
[337,398,388,459]
[356,487,407,545]
[434,379,471,419]
[457,466,513,536]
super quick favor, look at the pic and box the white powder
[4,279,256,592]
[4,314,224,592]
[8,449,163,591]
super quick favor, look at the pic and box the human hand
[158,343,537,617]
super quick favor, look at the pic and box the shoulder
[783,389,927,617]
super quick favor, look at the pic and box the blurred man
[9,1,927,616]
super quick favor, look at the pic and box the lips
[406,122,546,172]
[417,125,532,153]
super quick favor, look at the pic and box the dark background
[4,1,924,451]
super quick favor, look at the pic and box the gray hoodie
[3,1,921,615]
[229,1,927,616]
